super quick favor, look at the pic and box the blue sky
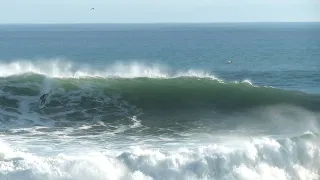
[0,0,319,23]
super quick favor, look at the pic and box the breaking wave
[1,60,320,126]
[0,60,320,180]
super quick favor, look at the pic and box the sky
[0,0,319,23]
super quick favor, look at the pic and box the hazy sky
[0,0,319,23]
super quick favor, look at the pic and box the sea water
[0,23,319,180]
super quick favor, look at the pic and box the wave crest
[0,59,216,79]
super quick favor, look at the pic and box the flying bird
[91,8,95,10]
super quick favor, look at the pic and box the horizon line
[0,21,320,25]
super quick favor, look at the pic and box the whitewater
[0,60,319,180]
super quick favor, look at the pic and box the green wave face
[1,74,320,135]
[1,74,320,113]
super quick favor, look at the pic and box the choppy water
[0,23,320,180]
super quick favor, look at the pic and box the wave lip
[0,60,217,79]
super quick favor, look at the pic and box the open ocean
[0,23,320,180]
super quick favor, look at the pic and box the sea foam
[0,59,216,79]
[0,135,319,180]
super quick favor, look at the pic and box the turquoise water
[0,23,319,180]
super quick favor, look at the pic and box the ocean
[0,23,319,180]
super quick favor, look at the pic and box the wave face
[1,71,320,113]
[1,61,320,129]
[1,61,320,132]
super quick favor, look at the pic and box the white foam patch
[242,79,254,86]
[130,116,142,129]
[0,141,16,160]
[0,59,218,79]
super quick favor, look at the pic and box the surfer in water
[40,93,49,106]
